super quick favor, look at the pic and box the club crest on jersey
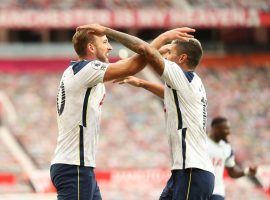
[92,61,106,71]
[91,61,101,70]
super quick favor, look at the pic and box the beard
[96,49,109,63]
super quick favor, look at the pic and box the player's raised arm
[104,26,195,76]
[77,24,150,81]
[111,44,176,98]
[113,76,165,99]
[77,24,195,77]
[150,27,195,50]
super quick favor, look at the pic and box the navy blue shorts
[160,168,214,200]
[210,194,225,200]
[50,164,102,200]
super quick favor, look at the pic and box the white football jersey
[161,59,214,174]
[51,60,108,167]
[206,137,235,197]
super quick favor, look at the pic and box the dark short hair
[211,117,228,127]
[172,38,203,69]
[72,30,95,57]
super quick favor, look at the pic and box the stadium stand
[225,178,269,200]
[0,57,269,199]
[203,64,270,167]
[186,0,270,10]
[1,62,269,169]
[0,73,60,169]
[0,133,32,193]
[0,0,173,9]
[0,0,269,10]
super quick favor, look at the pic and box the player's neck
[79,55,96,61]
[209,134,220,143]
[178,63,194,72]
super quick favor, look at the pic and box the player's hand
[248,166,258,176]
[113,76,142,87]
[162,27,195,42]
[76,24,106,36]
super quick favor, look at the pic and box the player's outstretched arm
[110,44,173,98]
[104,54,146,82]
[77,24,195,78]
[113,76,165,99]
[104,27,195,76]
[226,165,257,178]
[150,27,195,50]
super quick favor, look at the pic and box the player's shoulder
[219,140,229,146]
[219,140,233,152]
[164,59,199,81]
[163,59,185,78]
[88,60,108,70]
[70,59,107,75]
[206,137,217,146]
[163,58,180,69]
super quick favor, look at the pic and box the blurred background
[0,0,270,199]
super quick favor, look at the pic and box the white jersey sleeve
[73,60,108,87]
[225,148,236,168]
[161,59,190,90]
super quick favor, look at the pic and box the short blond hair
[72,30,95,57]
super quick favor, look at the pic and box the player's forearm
[104,28,162,70]
[150,34,168,50]
[139,80,164,99]
[104,28,149,56]
[125,55,147,76]
[103,55,147,82]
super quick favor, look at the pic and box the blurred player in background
[50,24,194,200]
[113,38,215,199]
[207,117,257,200]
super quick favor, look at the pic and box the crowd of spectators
[0,73,59,169]
[0,137,32,193]
[0,0,269,10]
[200,65,270,167]
[0,63,269,198]
[187,0,270,10]
[99,79,168,168]
[225,179,269,200]
[0,0,173,10]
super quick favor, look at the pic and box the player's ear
[87,43,96,54]
[178,54,188,64]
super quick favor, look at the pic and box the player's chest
[85,84,106,109]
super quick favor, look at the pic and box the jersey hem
[51,160,96,168]
[171,165,214,175]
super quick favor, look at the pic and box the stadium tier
[0,0,270,29]
[0,134,32,193]
[0,0,269,9]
